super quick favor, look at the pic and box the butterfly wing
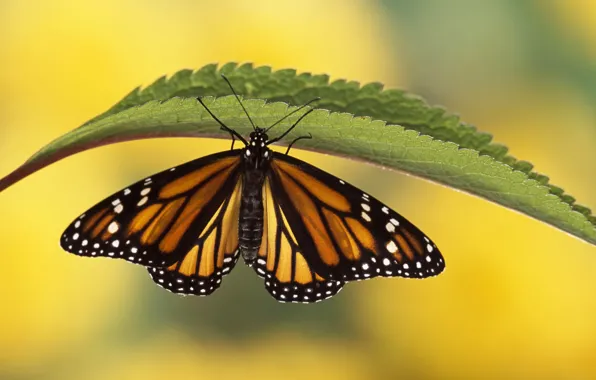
[253,152,445,303]
[252,177,345,303]
[60,150,242,268]
[147,179,243,296]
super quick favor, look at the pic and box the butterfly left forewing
[60,150,242,267]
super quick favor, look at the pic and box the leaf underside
[1,63,594,246]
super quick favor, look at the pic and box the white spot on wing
[361,211,371,222]
[386,241,397,253]
[385,222,395,233]
[137,197,148,207]
[108,221,119,233]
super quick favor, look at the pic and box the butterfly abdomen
[238,169,266,264]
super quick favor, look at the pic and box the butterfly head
[244,127,272,165]
[248,128,269,144]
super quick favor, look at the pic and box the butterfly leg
[267,108,315,146]
[285,133,312,155]
[219,126,236,150]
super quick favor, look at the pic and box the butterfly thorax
[238,129,272,264]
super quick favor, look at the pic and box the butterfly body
[238,129,272,264]
[60,81,445,303]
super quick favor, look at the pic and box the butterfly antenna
[197,97,248,145]
[221,74,258,131]
[264,97,320,133]
[267,108,315,145]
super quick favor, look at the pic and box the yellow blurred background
[1,1,596,379]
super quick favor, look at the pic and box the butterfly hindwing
[60,150,242,268]
[262,152,444,300]
[148,179,243,296]
[251,178,345,303]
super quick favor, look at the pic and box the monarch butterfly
[60,76,445,303]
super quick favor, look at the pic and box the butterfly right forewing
[60,150,242,268]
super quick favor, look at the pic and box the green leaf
[1,63,594,246]
[85,63,595,226]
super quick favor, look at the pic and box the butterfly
[60,76,445,303]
